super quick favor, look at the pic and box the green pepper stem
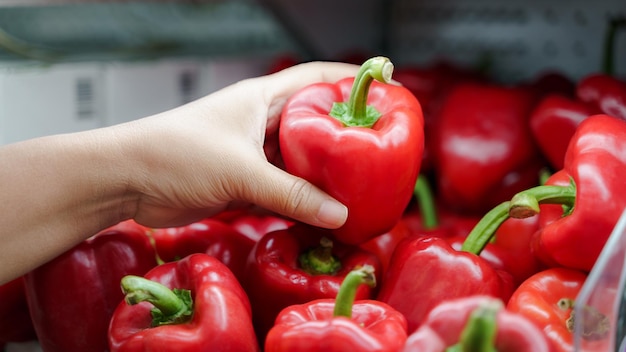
[508,180,576,219]
[414,174,439,229]
[460,201,511,255]
[333,265,376,318]
[446,301,501,352]
[299,237,342,275]
[120,275,193,326]
[329,56,393,128]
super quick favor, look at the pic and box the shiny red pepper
[24,220,158,352]
[108,253,259,352]
[403,295,551,352]
[150,218,255,282]
[528,94,598,170]
[576,17,626,121]
[279,56,424,244]
[394,60,485,172]
[265,265,407,352]
[432,82,545,215]
[228,211,294,242]
[507,268,610,352]
[0,277,36,344]
[509,114,626,271]
[577,73,626,120]
[244,223,382,343]
[377,201,517,332]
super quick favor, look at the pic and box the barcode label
[75,77,95,119]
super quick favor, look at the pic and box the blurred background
[0,0,624,146]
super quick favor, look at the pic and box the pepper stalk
[120,275,194,327]
[329,56,394,128]
[333,265,377,319]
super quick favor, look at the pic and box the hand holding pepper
[280,56,424,244]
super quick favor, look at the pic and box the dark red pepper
[432,82,545,215]
[403,295,551,351]
[150,218,256,282]
[228,212,294,242]
[577,73,626,120]
[243,223,382,343]
[108,253,259,352]
[394,60,485,172]
[279,56,424,244]
[528,94,598,170]
[23,220,158,352]
[265,265,407,352]
[576,17,626,121]
[0,277,36,344]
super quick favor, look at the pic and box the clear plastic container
[575,209,626,351]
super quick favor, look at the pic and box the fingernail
[316,199,348,229]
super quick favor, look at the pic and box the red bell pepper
[432,82,546,215]
[528,94,598,170]
[108,253,259,352]
[403,295,551,352]
[228,211,294,242]
[360,175,477,275]
[526,70,576,99]
[265,265,407,352]
[577,73,626,120]
[576,17,626,121]
[150,218,255,282]
[244,223,382,343]
[0,277,36,344]
[393,60,485,172]
[377,201,516,332]
[23,220,158,352]
[507,267,610,352]
[279,56,424,244]
[509,114,626,271]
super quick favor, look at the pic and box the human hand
[114,61,359,229]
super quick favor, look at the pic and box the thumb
[241,164,348,229]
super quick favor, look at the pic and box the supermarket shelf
[0,1,304,64]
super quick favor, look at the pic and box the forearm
[0,128,135,283]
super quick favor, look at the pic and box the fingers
[264,61,360,97]
[239,162,348,229]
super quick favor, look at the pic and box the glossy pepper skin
[577,74,626,120]
[393,61,484,172]
[24,220,158,352]
[432,82,545,216]
[377,235,513,332]
[510,114,626,271]
[279,56,424,244]
[108,253,259,352]
[150,218,256,282]
[0,277,36,344]
[403,295,551,352]
[265,266,407,352]
[528,94,597,170]
[244,223,382,343]
[507,268,610,352]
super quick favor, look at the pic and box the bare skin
[0,61,358,284]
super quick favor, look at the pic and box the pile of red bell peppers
[4,31,626,351]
